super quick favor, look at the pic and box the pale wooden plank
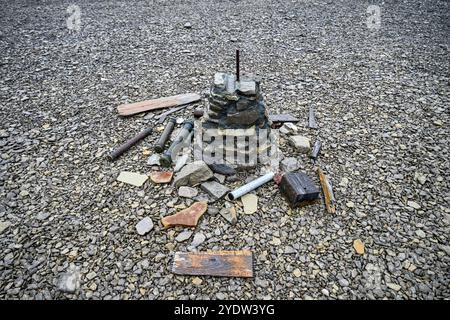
[117,93,201,116]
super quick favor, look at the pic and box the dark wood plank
[172,250,253,278]
[117,93,201,116]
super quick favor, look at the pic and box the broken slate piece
[174,154,189,172]
[214,173,226,184]
[200,181,230,201]
[280,157,300,172]
[289,135,311,153]
[58,266,81,293]
[172,250,254,278]
[0,221,11,234]
[279,123,298,135]
[175,230,193,242]
[136,217,154,235]
[191,233,206,248]
[147,154,161,166]
[150,171,173,184]
[173,161,213,188]
[161,201,208,228]
[241,193,258,214]
[207,163,236,176]
[178,186,198,198]
[117,171,148,187]
[219,206,237,225]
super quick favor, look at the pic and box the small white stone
[136,217,154,235]
[407,201,421,210]
[289,135,310,153]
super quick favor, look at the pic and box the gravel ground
[0,0,449,300]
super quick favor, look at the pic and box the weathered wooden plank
[172,250,254,278]
[117,93,201,116]
[269,113,299,123]
[317,167,336,214]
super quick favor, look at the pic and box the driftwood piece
[172,250,254,278]
[117,93,201,116]
[317,167,336,214]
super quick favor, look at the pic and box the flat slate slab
[117,171,148,187]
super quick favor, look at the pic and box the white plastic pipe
[227,172,275,200]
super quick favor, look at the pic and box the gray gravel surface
[0,0,449,299]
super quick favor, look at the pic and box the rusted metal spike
[172,250,254,278]
[236,49,240,82]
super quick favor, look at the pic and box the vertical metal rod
[236,49,240,82]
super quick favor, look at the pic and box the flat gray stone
[191,233,206,248]
[280,157,300,172]
[237,80,256,96]
[36,212,51,221]
[219,207,237,225]
[289,135,311,153]
[147,154,161,166]
[178,186,198,198]
[0,221,11,234]
[173,160,213,188]
[175,230,193,242]
[135,217,154,235]
[200,181,230,200]
[174,154,189,172]
[58,267,81,293]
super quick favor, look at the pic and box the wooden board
[269,113,299,123]
[117,93,201,116]
[172,250,254,278]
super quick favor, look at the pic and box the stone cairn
[197,72,275,168]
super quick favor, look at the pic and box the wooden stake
[317,167,336,214]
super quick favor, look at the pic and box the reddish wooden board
[172,250,254,278]
[117,93,201,116]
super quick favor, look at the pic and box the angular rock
[192,277,203,285]
[415,229,426,238]
[200,181,230,200]
[191,233,206,248]
[175,230,193,242]
[117,171,148,187]
[36,212,51,221]
[207,163,237,176]
[237,80,256,96]
[289,135,311,153]
[279,123,298,135]
[136,217,154,235]
[280,157,300,172]
[241,193,258,214]
[214,173,226,184]
[173,161,213,188]
[219,206,237,225]
[58,267,81,293]
[150,171,173,184]
[0,221,11,234]
[387,282,401,291]
[161,202,208,228]
[174,154,189,172]
[407,201,421,210]
[147,154,161,166]
[178,186,198,198]
[184,22,192,29]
